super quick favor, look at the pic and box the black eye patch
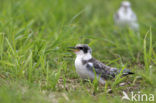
[83,47,88,53]
[78,47,83,50]
[76,46,89,53]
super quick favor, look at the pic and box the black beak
[68,47,76,49]
[68,47,76,52]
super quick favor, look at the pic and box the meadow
[0,0,156,103]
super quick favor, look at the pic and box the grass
[0,0,156,102]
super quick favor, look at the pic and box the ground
[0,0,156,103]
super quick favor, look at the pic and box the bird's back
[87,58,134,79]
[87,58,118,79]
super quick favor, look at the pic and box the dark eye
[78,47,83,50]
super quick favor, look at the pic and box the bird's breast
[75,57,91,79]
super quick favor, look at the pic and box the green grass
[0,0,156,103]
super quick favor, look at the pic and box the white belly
[74,56,106,85]
[75,58,94,80]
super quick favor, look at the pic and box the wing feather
[87,58,118,79]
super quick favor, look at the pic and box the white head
[121,1,131,10]
[69,44,92,59]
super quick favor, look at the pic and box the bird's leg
[99,78,106,85]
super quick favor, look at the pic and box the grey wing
[87,58,118,79]
[114,12,120,22]
[131,12,137,22]
[114,12,120,25]
[130,12,139,31]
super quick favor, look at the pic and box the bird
[114,1,139,31]
[69,44,134,85]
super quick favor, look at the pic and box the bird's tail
[118,69,134,76]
